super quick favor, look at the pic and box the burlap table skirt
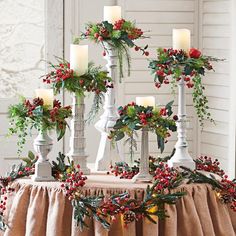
[0,174,235,236]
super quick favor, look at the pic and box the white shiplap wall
[118,0,198,160]
[199,0,232,173]
[0,0,64,175]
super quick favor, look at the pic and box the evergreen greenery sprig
[41,60,112,121]
[8,98,72,154]
[148,48,224,127]
[80,19,149,80]
[109,101,178,155]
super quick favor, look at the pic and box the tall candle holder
[132,127,152,182]
[68,94,90,174]
[95,43,122,171]
[168,78,195,169]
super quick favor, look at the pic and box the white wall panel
[199,0,233,175]
[0,0,64,175]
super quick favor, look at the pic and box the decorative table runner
[1,174,235,236]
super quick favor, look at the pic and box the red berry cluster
[42,59,112,96]
[113,19,125,30]
[23,98,71,129]
[110,164,138,179]
[84,20,148,57]
[24,98,44,116]
[43,63,73,84]
[134,45,149,56]
[61,165,87,201]
[153,163,179,193]
[159,108,167,116]
[0,187,14,217]
[153,48,196,89]
[138,112,152,125]
[220,175,236,211]
[18,166,35,177]
[196,156,225,177]
[97,194,141,224]
[127,27,143,40]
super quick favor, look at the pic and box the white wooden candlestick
[133,127,152,182]
[95,42,122,171]
[68,94,90,174]
[168,78,195,169]
[32,131,54,181]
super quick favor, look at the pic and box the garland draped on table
[0,151,235,232]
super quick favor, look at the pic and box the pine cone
[123,211,136,224]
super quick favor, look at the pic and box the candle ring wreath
[108,101,178,157]
[8,98,72,155]
[148,48,224,127]
[80,19,149,80]
[41,59,112,123]
[0,151,235,232]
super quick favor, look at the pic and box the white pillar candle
[172,29,191,53]
[104,6,121,24]
[35,89,54,107]
[136,96,155,108]
[70,44,88,76]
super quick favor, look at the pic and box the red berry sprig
[219,175,236,211]
[153,163,180,193]
[43,62,73,84]
[110,163,139,179]
[195,156,225,177]
[97,193,141,225]
[0,187,15,217]
[61,165,87,201]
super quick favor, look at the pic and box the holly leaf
[28,151,35,160]
[184,65,192,75]
[165,100,174,116]
[102,21,113,32]
[115,132,125,141]
[122,34,135,47]
[169,124,177,132]
[56,123,66,141]
[113,120,123,129]
[128,123,136,129]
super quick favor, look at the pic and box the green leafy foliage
[80,19,149,80]
[42,60,112,122]
[109,102,177,156]
[148,48,224,127]
[8,98,72,154]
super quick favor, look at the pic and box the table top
[16,172,148,192]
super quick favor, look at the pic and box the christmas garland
[41,60,112,122]
[109,101,177,158]
[148,48,223,126]
[110,152,236,212]
[8,98,72,154]
[80,19,149,80]
[0,151,235,232]
[0,151,184,231]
